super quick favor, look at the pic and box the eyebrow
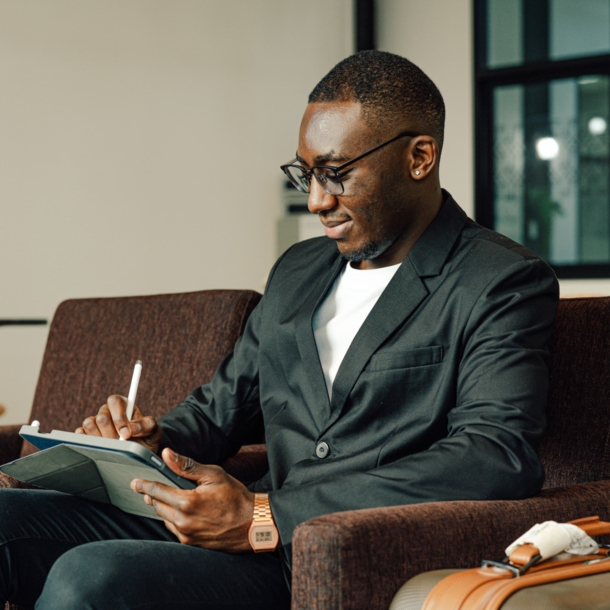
[295,151,352,167]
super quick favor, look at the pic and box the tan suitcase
[390,516,610,610]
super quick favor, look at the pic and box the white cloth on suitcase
[505,521,599,560]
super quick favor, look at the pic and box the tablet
[0,425,196,520]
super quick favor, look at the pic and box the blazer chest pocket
[366,345,444,372]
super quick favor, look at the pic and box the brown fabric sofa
[2,294,610,609]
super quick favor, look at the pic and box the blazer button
[316,442,329,458]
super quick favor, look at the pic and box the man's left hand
[130,448,254,553]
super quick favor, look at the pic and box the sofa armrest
[291,480,610,610]
[0,425,25,465]
[222,444,268,485]
[0,424,41,490]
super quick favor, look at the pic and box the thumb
[129,415,157,438]
[162,448,203,480]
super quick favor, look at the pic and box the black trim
[473,0,487,72]
[477,54,610,87]
[355,0,375,52]
[287,204,309,214]
[0,319,47,326]
[474,78,494,230]
[553,265,610,280]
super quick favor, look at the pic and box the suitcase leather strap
[421,516,610,610]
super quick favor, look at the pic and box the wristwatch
[248,493,279,552]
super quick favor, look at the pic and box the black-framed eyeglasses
[280,131,421,196]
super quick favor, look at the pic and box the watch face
[254,529,274,544]
[249,525,279,550]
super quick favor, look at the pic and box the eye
[316,168,342,184]
[287,166,312,187]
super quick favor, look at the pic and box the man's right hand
[75,394,163,454]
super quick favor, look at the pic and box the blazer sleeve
[268,257,559,556]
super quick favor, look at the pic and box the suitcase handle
[568,515,610,536]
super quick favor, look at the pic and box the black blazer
[158,193,559,559]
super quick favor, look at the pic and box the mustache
[319,211,351,222]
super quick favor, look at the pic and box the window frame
[474,0,610,278]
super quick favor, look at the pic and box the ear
[408,136,440,180]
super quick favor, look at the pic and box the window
[475,0,610,277]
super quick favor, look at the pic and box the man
[0,51,558,609]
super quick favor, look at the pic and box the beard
[339,236,394,262]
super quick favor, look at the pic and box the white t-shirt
[312,260,402,397]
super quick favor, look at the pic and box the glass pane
[487,0,523,68]
[486,0,610,68]
[550,0,610,61]
[493,76,610,265]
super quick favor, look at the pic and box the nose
[307,178,338,215]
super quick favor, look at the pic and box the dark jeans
[0,489,291,610]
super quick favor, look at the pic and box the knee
[0,489,33,519]
[36,544,124,610]
[0,489,43,540]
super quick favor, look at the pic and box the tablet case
[0,427,195,520]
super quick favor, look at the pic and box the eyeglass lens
[284,165,343,195]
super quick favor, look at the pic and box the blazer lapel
[326,260,428,427]
[326,194,468,427]
[294,253,345,422]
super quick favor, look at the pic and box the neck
[356,187,444,270]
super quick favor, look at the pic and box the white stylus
[125,360,142,423]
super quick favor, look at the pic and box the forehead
[298,101,372,163]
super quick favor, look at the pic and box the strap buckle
[481,554,542,578]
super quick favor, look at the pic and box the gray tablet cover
[0,444,177,520]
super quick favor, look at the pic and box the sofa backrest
[539,296,610,488]
[22,289,262,457]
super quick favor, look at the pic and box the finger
[161,448,209,481]
[106,395,132,439]
[94,404,121,439]
[146,495,181,525]
[161,447,198,479]
[131,480,195,529]
[75,427,85,434]
[81,415,103,437]
[128,415,158,439]
[137,490,180,526]
[130,478,187,509]
[162,519,188,543]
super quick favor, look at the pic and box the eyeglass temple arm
[333,131,421,172]
[280,131,421,174]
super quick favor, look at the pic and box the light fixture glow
[536,137,560,160]
[588,117,607,135]
[578,76,600,86]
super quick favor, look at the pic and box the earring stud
[415,170,421,176]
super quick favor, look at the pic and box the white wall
[377,0,474,217]
[0,0,352,424]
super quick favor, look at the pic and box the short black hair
[309,51,445,151]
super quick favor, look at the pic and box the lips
[321,217,353,240]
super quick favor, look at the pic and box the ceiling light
[535,137,560,160]
[588,117,607,135]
